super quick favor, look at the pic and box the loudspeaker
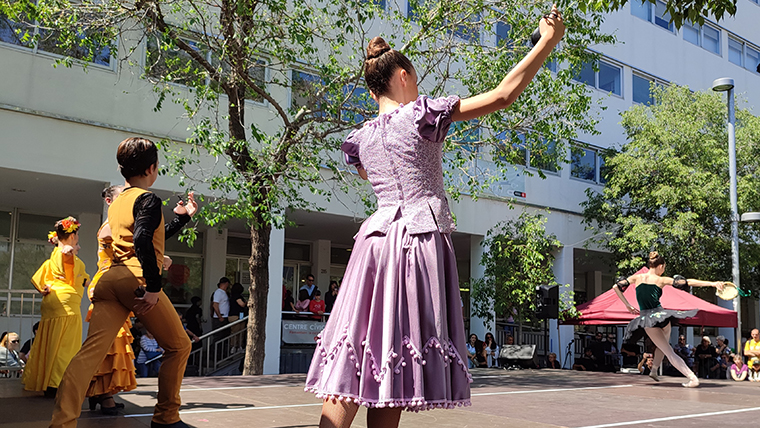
[535,285,559,319]
[498,344,537,368]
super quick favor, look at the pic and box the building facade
[1,1,759,373]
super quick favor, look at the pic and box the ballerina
[613,251,724,388]
[305,7,565,428]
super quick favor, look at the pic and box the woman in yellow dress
[23,217,90,398]
[85,185,138,414]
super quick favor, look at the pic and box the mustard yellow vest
[108,187,165,277]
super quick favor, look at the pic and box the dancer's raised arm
[451,5,565,122]
[658,276,724,290]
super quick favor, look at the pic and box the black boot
[43,387,57,398]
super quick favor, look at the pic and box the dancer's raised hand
[173,191,198,217]
[714,281,725,292]
[538,4,565,45]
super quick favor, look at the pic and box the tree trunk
[244,218,271,375]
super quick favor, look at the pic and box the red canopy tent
[563,268,737,328]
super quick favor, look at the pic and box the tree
[470,211,562,327]
[577,0,737,29]
[581,85,760,298]
[0,0,613,374]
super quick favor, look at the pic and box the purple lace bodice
[341,95,460,235]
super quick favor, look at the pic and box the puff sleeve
[414,95,461,143]
[340,129,362,168]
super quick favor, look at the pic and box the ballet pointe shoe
[648,368,660,382]
[682,375,699,388]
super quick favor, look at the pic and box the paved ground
[3,369,760,427]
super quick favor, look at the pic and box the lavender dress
[304,95,472,411]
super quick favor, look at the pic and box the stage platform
[3,368,760,427]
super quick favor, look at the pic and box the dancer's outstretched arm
[452,5,565,122]
[658,276,724,290]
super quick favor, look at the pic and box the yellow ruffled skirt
[86,319,137,396]
[22,313,82,391]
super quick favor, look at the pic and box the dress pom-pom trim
[304,388,472,412]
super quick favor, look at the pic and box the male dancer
[51,137,197,428]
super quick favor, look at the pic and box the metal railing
[495,327,548,356]
[1,289,42,343]
[280,310,331,321]
[187,316,249,376]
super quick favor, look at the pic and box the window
[449,120,480,151]
[495,22,510,47]
[571,145,596,181]
[632,74,654,104]
[162,255,203,306]
[682,22,720,55]
[729,37,743,66]
[530,139,559,172]
[342,85,372,124]
[291,70,324,112]
[0,10,111,66]
[146,34,208,86]
[631,1,673,32]
[747,45,760,73]
[599,154,610,184]
[210,53,268,104]
[573,60,622,96]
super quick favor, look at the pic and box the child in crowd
[294,289,311,315]
[730,354,748,381]
[309,290,326,320]
[135,330,163,378]
[750,357,760,382]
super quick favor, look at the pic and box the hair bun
[648,251,659,261]
[366,36,391,60]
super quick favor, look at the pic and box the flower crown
[60,217,80,233]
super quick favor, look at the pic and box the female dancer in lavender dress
[306,7,565,427]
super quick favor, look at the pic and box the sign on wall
[281,319,326,344]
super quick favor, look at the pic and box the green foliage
[581,85,760,298]
[471,211,562,324]
[575,0,737,29]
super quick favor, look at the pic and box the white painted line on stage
[121,384,304,394]
[472,384,632,397]
[123,384,633,418]
[124,403,322,418]
[576,406,760,428]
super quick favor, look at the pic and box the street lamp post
[712,77,741,351]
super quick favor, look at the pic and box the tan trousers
[50,265,191,428]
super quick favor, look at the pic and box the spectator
[603,333,620,372]
[545,352,561,369]
[324,281,340,313]
[673,335,695,370]
[504,335,515,346]
[482,332,500,368]
[300,274,318,299]
[621,341,641,368]
[573,348,598,371]
[466,334,485,369]
[715,335,729,356]
[19,322,39,363]
[588,332,605,362]
[751,360,760,382]
[177,312,200,344]
[744,329,760,376]
[730,354,748,381]
[0,332,24,375]
[135,330,163,378]
[282,287,297,312]
[309,290,326,320]
[694,336,717,378]
[637,353,654,375]
[184,296,203,337]
[212,277,231,331]
[295,289,311,314]
[228,283,248,353]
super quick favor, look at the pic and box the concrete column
[313,239,331,294]
[550,246,575,368]
[202,228,227,333]
[264,227,285,375]
[717,297,734,341]
[469,235,491,340]
[77,211,102,340]
[686,326,695,351]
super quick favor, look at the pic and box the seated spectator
[545,352,561,369]
[135,330,163,378]
[621,341,641,368]
[504,334,514,346]
[715,335,729,356]
[694,336,717,378]
[673,335,695,370]
[730,354,748,381]
[710,349,731,379]
[294,289,311,316]
[482,332,500,368]
[309,290,326,320]
[466,334,485,369]
[751,359,760,382]
[184,296,204,337]
[637,353,654,376]
[573,348,598,371]
[0,332,23,376]
[588,332,605,362]
[19,322,39,363]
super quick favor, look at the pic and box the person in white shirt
[212,277,231,331]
